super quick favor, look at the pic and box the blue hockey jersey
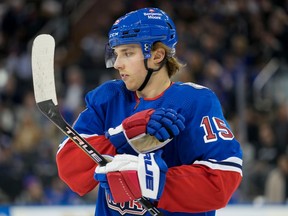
[56,80,242,216]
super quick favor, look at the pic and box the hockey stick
[31,34,164,216]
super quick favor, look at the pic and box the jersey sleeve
[158,85,243,212]
[56,89,116,196]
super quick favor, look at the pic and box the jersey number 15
[201,116,234,143]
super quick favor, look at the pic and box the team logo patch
[106,193,147,215]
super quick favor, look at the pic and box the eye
[124,51,133,57]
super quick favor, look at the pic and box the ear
[152,48,166,64]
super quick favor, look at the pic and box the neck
[136,72,171,98]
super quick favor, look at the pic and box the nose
[113,56,124,70]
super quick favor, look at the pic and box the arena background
[0,0,288,215]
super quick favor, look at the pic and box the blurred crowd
[0,0,288,206]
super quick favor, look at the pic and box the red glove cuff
[107,171,142,203]
[122,109,155,139]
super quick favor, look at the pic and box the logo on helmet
[109,32,118,38]
[143,8,162,18]
[144,43,150,51]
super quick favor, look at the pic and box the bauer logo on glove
[94,150,168,203]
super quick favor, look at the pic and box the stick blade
[31,34,57,105]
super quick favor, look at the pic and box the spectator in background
[249,122,281,199]
[12,91,42,174]
[15,175,46,205]
[61,65,85,124]
[44,177,82,205]
[272,103,288,154]
[265,153,288,203]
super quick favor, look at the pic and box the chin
[124,84,137,91]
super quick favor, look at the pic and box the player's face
[113,44,147,91]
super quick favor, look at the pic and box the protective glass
[105,43,146,68]
[105,44,116,68]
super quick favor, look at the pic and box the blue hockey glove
[94,150,167,203]
[147,108,185,141]
[106,108,185,153]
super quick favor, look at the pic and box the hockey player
[56,7,243,216]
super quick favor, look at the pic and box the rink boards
[0,205,288,216]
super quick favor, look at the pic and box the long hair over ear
[152,42,185,77]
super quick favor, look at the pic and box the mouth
[120,74,129,80]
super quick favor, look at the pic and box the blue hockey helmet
[105,8,178,68]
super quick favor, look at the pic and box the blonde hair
[152,42,185,77]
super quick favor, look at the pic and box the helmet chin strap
[137,58,167,91]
